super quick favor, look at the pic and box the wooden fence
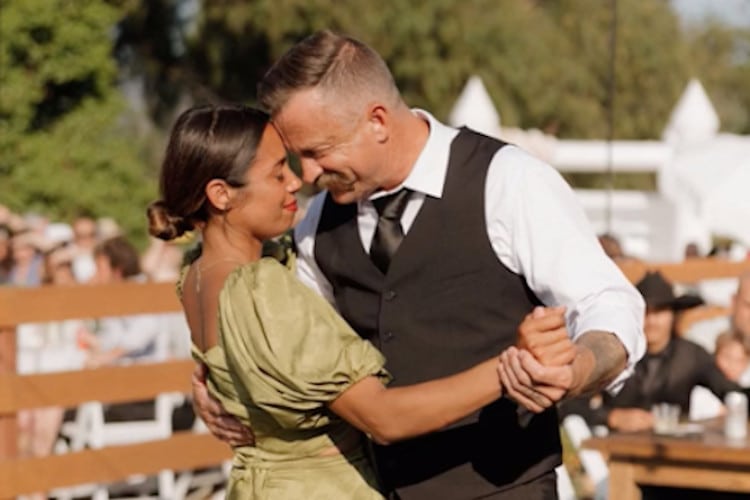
[0,282,232,498]
[0,257,748,497]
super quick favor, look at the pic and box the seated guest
[685,272,750,358]
[561,272,749,499]
[79,236,166,366]
[560,271,738,433]
[715,330,750,385]
[690,331,750,420]
[76,236,195,429]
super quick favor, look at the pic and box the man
[80,236,166,366]
[560,271,736,434]
[685,272,750,358]
[194,31,645,499]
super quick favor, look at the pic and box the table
[583,421,750,500]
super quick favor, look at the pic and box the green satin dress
[182,256,388,499]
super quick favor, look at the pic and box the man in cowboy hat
[560,271,741,434]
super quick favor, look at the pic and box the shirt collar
[369,109,459,201]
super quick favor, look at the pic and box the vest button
[384,290,397,301]
[384,331,395,341]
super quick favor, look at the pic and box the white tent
[448,76,750,260]
[668,135,750,246]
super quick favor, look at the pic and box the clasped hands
[499,306,578,413]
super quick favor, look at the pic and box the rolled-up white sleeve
[485,146,646,392]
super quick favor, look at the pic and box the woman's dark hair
[147,105,270,241]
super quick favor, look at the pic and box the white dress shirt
[295,110,646,390]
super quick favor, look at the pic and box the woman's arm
[328,357,501,445]
[328,305,577,444]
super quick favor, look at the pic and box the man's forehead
[273,114,338,152]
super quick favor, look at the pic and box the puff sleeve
[218,258,390,430]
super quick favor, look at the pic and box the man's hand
[607,408,653,432]
[192,363,254,446]
[516,306,576,367]
[498,347,573,413]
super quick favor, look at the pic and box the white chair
[562,414,609,500]
[52,392,186,499]
[555,463,577,500]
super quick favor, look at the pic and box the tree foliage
[686,21,750,134]
[2,0,749,232]
[0,0,155,244]
[118,0,708,139]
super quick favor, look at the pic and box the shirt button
[384,331,395,342]
[384,290,397,301]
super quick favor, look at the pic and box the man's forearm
[569,330,627,396]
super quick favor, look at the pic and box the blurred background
[1,0,749,255]
[2,1,750,498]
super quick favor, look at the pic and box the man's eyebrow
[298,142,331,156]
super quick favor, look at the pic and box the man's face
[274,89,384,204]
[732,281,750,338]
[644,306,674,353]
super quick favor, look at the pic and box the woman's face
[716,341,749,383]
[228,124,302,241]
[11,240,36,265]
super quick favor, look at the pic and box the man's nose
[288,173,303,193]
[299,158,322,184]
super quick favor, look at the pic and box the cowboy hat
[636,271,704,310]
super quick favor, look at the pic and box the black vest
[315,128,561,499]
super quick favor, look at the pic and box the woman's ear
[205,179,232,212]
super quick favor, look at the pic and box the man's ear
[205,179,232,212]
[367,104,389,143]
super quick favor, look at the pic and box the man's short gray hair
[257,30,399,115]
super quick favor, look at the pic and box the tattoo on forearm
[576,331,627,394]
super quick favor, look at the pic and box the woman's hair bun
[146,200,193,241]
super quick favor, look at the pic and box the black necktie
[641,355,665,399]
[370,189,412,273]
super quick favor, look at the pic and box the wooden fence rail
[0,257,747,497]
[0,281,232,498]
[617,258,750,285]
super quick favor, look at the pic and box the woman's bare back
[181,260,244,352]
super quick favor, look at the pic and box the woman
[147,105,520,498]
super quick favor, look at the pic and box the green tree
[118,0,695,141]
[686,21,750,134]
[0,0,155,244]
[113,0,746,141]
[141,0,601,137]
[545,0,690,140]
